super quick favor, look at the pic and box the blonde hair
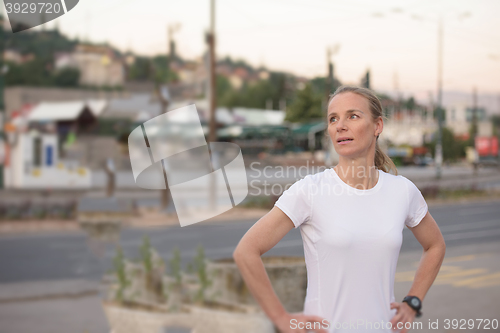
[328,85,398,175]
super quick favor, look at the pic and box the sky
[4,0,500,110]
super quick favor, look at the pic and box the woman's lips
[337,139,353,145]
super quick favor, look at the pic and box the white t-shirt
[274,168,428,333]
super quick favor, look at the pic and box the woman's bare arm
[233,206,328,333]
[390,211,446,332]
[406,210,446,301]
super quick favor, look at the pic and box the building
[102,94,162,123]
[55,44,125,87]
[446,103,492,138]
[27,100,106,140]
[381,106,436,147]
[2,100,106,189]
[5,86,127,119]
[3,49,35,64]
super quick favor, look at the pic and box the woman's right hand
[274,312,330,333]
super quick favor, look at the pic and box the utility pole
[157,85,171,210]
[168,23,181,61]
[0,9,6,189]
[472,86,478,175]
[394,71,401,121]
[435,16,444,179]
[207,0,217,210]
[167,25,170,75]
[324,45,339,167]
[324,48,332,111]
[324,44,339,111]
[157,25,172,211]
[362,69,371,90]
[208,0,217,144]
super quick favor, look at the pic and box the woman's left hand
[389,302,417,333]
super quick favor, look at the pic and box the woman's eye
[350,114,358,119]
[329,117,337,123]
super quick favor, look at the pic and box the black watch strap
[402,296,422,317]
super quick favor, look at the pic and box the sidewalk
[0,279,107,333]
[0,207,271,235]
[0,279,100,303]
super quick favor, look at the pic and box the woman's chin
[335,148,365,159]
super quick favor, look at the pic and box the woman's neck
[334,158,379,190]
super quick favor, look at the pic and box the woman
[233,85,446,333]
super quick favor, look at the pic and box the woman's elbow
[233,242,248,264]
[233,245,243,263]
[440,239,446,256]
[233,242,260,266]
[432,238,446,259]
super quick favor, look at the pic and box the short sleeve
[274,177,312,229]
[404,178,428,228]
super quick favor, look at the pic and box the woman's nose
[336,119,347,131]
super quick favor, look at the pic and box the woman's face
[327,92,382,159]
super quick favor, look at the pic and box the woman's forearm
[233,248,288,323]
[407,243,446,301]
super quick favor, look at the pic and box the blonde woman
[233,86,446,333]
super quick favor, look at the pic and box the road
[0,199,499,333]
[1,200,500,283]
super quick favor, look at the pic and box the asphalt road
[0,200,499,283]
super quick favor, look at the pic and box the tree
[5,59,53,86]
[311,76,341,100]
[127,56,152,81]
[217,76,284,110]
[404,97,416,111]
[361,69,370,89]
[425,127,466,162]
[5,28,76,60]
[241,79,277,108]
[217,75,239,107]
[285,83,323,123]
[53,67,80,87]
[433,106,446,122]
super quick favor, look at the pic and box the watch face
[411,298,420,307]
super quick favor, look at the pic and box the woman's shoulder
[296,168,332,185]
[283,168,331,194]
[382,171,421,193]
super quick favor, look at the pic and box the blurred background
[0,0,499,332]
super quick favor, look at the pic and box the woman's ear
[375,116,383,137]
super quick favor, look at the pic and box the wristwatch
[402,296,422,317]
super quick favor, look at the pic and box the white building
[3,100,107,189]
[4,131,91,189]
[446,103,492,137]
[381,108,436,147]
